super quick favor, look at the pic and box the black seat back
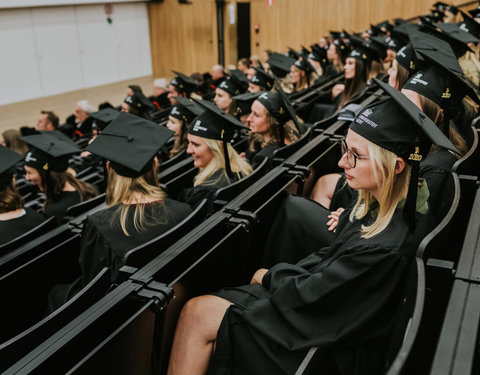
[0,216,57,256]
[64,193,106,221]
[123,199,209,269]
[272,127,312,165]
[158,149,189,172]
[0,268,111,372]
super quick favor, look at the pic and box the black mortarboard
[446,5,459,15]
[396,44,419,74]
[250,67,275,90]
[384,35,404,51]
[368,24,384,37]
[403,50,480,112]
[468,7,480,18]
[90,108,120,131]
[459,10,480,39]
[369,36,391,60]
[435,22,480,44]
[293,56,316,74]
[301,45,310,55]
[376,20,394,33]
[352,78,458,227]
[124,92,155,113]
[309,44,329,70]
[170,97,203,124]
[86,112,174,178]
[330,31,343,40]
[218,70,248,96]
[287,47,301,59]
[407,26,462,74]
[170,71,198,94]
[256,90,297,128]
[232,92,261,117]
[348,36,380,66]
[22,133,80,172]
[267,52,295,78]
[0,146,23,190]
[190,99,249,176]
[333,38,349,57]
[420,18,476,55]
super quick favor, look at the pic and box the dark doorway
[237,3,251,60]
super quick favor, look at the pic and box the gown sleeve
[246,244,408,351]
[78,218,115,286]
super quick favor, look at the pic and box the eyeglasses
[341,139,369,168]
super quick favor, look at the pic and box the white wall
[0,2,152,105]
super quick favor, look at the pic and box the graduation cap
[351,78,458,227]
[420,18,477,56]
[170,97,203,124]
[218,70,249,96]
[22,133,80,173]
[445,5,459,15]
[376,20,394,33]
[458,10,480,39]
[86,112,174,178]
[408,26,462,74]
[170,71,198,94]
[348,36,380,66]
[369,36,391,60]
[190,99,249,176]
[301,45,310,55]
[293,56,316,75]
[468,6,480,18]
[368,23,384,37]
[433,2,449,11]
[250,67,275,90]
[287,47,301,59]
[124,93,155,113]
[384,35,404,51]
[403,49,480,115]
[0,146,23,190]
[256,86,300,133]
[267,52,295,78]
[90,108,120,132]
[232,91,261,118]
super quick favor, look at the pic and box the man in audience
[150,78,170,110]
[36,110,59,131]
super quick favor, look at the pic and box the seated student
[166,97,203,159]
[266,52,296,93]
[214,70,249,115]
[166,80,454,375]
[149,78,171,111]
[79,112,192,285]
[178,100,253,211]
[22,133,97,221]
[122,92,156,120]
[289,57,317,92]
[168,71,198,106]
[248,67,275,93]
[245,91,300,168]
[309,37,376,122]
[0,146,45,245]
[232,92,262,127]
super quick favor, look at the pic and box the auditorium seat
[0,216,57,256]
[63,193,106,222]
[0,267,111,372]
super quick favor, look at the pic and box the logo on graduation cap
[279,106,285,115]
[251,75,260,83]
[171,78,177,85]
[192,120,208,132]
[408,146,423,162]
[295,60,302,67]
[258,92,270,100]
[398,47,407,58]
[410,73,428,86]
[409,61,415,71]
[356,108,378,128]
[459,23,469,33]
[25,152,37,163]
[171,107,181,116]
[43,162,49,171]
[220,81,229,90]
[351,50,361,57]
[442,88,451,99]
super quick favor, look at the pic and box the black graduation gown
[178,169,240,211]
[246,142,283,169]
[0,208,46,245]
[209,205,429,375]
[44,191,81,221]
[149,92,170,111]
[79,198,191,285]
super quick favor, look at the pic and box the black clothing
[79,198,191,285]
[246,142,283,169]
[209,204,429,375]
[0,208,46,245]
[330,174,358,211]
[178,169,240,211]
[149,92,170,111]
[44,191,81,221]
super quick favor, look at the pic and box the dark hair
[338,59,369,109]
[0,182,23,213]
[38,170,97,209]
[41,110,59,129]
[238,57,250,68]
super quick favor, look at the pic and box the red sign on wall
[267,0,274,6]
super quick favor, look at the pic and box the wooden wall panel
[249,0,469,58]
[148,0,218,78]
[148,0,475,75]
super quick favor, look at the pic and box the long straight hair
[350,140,411,238]
[194,139,253,186]
[338,59,369,109]
[106,163,168,236]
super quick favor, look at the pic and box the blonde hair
[350,140,411,239]
[106,164,167,236]
[194,139,253,186]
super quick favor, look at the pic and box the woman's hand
[251,268,269,285]
[327,207,345,232]
[239,152,246,159]
[332,84,345,99]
